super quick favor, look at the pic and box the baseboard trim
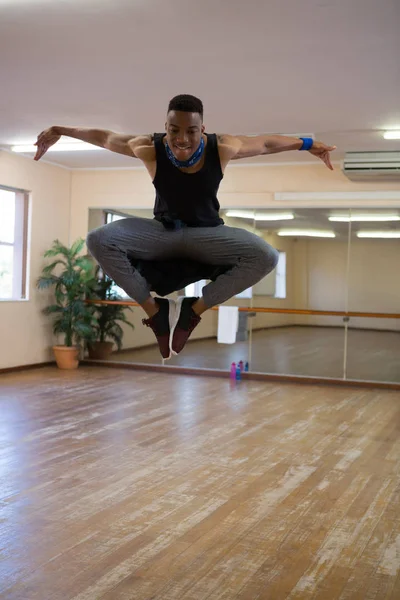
[3,359,398,391]
[80,360,400,391]
[0,361,55,374]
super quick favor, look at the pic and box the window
[185,279,207,297]
[274,251,286,299]
[105,211,126,225]
[103,211,130,298]
[0,187,29,300]
[235,287,253,299]
[248,251,287,299]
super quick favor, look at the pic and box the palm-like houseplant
[87,268,134,359]
[37,238,97,369]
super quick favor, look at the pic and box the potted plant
[86,269,134,360]
[37,238,97,369]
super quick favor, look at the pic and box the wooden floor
[111,326,400,383]
[1,367,400,599]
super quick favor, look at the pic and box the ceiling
[1,0,400,170]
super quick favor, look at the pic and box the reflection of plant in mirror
[88,267,134,350]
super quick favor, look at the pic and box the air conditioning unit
[343,152,400,181]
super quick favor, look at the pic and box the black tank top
[152,133,224,227]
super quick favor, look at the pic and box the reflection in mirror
[344,208,400,383]
[86,207,253,370]
[87,207,163,366]
[104,308,158,366]
[86,206,399,384]
[221,208,350,379]
[86,206,351,378]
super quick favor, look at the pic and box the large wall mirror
[86,206,399,385]
[345,208,400,384]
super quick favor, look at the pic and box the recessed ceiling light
[225,210,294,221]
[329,214,400,222]
[383,131,400,140]
[278,230,335,238]
[357,231,400,238]
[11,142,103,153]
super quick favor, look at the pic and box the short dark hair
[167,94,204,120]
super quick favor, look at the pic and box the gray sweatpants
[86,217,279,307]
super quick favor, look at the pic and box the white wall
[293,239,348,328]
[290,238,400,331]
[0,151,71,369]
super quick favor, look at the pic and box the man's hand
[34,126,61,161]
[308,141,336,170]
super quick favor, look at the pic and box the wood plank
[1,367,400,599]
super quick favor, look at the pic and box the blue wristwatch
[299,137,313,151]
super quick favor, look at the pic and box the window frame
[0,185,30,301]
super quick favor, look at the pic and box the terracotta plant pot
[87,341,114,360]
[52,345,80,369]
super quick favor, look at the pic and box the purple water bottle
[239,360,244,371]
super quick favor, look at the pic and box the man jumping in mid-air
[34,94,336,359]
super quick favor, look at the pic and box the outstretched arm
[33,126,151,161]
[218,133,336,170]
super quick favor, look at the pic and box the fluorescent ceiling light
[357,231,400,238]
[275,191,400,201]
[11,142,102,153]
[383,131,400,140]
[278,230,335,238]
[329,214,400,222]
[225,210,294,221]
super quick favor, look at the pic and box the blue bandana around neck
[165,136,205,168]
